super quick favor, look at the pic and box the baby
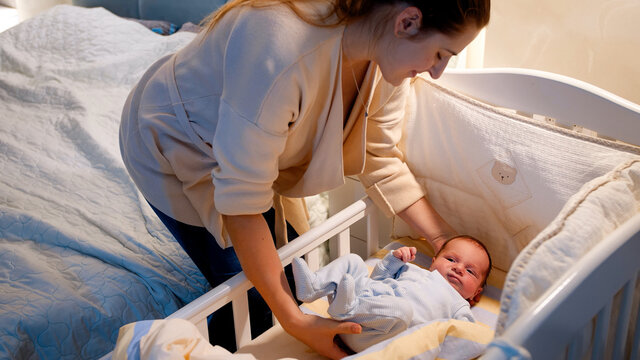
[292,235,492,352]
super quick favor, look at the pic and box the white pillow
[344,319,493,360]
[495,159,640,333]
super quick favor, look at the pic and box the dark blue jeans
[148,203,299,352]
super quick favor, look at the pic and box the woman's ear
[394,6,422,38]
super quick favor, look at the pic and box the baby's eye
[467,269,477,277]
[446,257,454,262]
[436,52,442,60]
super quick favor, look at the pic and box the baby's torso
[364,265,472,326]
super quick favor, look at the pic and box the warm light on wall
[16,0,70,21]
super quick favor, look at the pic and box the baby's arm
[370,246,416,280]
[453,304,476,323]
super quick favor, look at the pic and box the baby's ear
[468,286,484,306]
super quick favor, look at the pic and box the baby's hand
[392,246,417,263]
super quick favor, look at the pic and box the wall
[16,0,70,20]
[482,0,640,105]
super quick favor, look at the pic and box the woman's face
[377,25,480,86]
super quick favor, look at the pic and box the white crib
[162,68,640,360]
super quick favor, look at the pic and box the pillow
[72,0,226,25]
[344,319,494,360]
[112,319,256,360]
[495,159,640,334]
[127,18,203,35]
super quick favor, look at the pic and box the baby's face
[429,238,489,300]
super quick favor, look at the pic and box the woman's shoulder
[222,4,344,65]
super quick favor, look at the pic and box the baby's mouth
[447,273,462,287]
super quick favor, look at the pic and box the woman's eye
[437,52,442,60]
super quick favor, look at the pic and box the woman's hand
[225,214,361,359]
[392,246,417,263]
[284,312,362,359]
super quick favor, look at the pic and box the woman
[119,0,490,358]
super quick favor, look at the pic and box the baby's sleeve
[370,252,407,280]
[453,303,476,323]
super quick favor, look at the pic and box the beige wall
[16,0,70,20]
[482,0,640,105]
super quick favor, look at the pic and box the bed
[2,2,639,360]
[0,4,212,359]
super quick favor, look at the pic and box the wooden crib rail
[482,212,640,360]
[167,196,379,350]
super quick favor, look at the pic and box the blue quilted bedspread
[0,6,209,359]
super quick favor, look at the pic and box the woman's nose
[428,59,448,79]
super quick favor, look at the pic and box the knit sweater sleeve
[210,7,314,215]
[357,77,425,217]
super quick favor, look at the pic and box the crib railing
[482,212,640,360]
[167,196,380,350]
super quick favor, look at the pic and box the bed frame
[155,69,640,360]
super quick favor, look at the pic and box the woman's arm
[224,214,361,359]
[397,197,457,254]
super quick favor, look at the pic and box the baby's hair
[436,235,492,287]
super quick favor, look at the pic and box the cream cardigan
[119,4,425,248]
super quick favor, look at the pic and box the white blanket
[0,5,209,359]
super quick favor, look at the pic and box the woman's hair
[203,0,490,36]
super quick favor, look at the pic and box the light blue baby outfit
[292,253,475,352]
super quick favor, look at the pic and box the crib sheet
[0,5,209,359]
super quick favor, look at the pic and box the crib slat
[591,301,612,360]
[365,205,379,256]
[632,282,640,360]
[336,229,350,257]
[195,318,209,339]
[305,247,321,272]
[329,228,351,261]
[613,272,638,359]
[566,331,582,360]
[233,292,252,349]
